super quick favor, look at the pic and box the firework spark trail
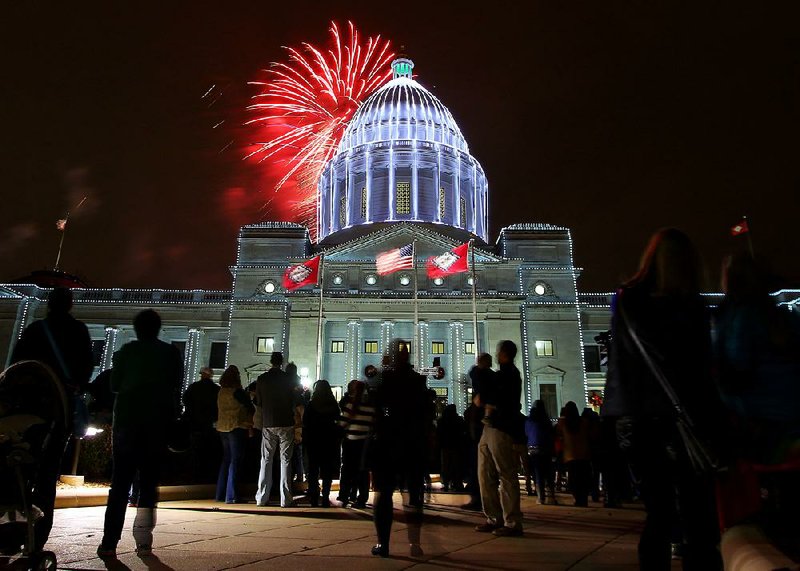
[246,21,394,239]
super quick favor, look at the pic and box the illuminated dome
[318,57,488,242]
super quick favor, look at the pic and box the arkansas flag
[283,255,321,291]
[427,243,469,279]
[730,219,749,236]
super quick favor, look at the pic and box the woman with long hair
[215,365,254,504]
[603,228,724,570]
[555,401,591,506]
[338,379,376,507]
[303,379,342,507]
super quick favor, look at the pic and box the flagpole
[412,240,420,370]
[743,215,755,257]
[469,239,479,358]
[315,254,325,382]
[54,215,68,271]
[53,196,88,272]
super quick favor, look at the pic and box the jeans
[32,427,69,550]
[101,426,166,548]
[624,419,723,571]
[478,426,522,530]
[255,426,294,506]
[372,440,424,548]
[528,453,555,501]
[566,459,591,506]
[340,438,370,503]
[216,428,247,503]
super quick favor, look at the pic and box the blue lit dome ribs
[318,57,488,242]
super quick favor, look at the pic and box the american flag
[376,243,414,275]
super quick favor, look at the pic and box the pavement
[39,491,665,571]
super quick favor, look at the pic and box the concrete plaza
[43,492,666,571]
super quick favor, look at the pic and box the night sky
[4,1,799,292]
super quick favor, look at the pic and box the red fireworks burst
[246,21,395,238]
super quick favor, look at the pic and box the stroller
[0,361,69,570]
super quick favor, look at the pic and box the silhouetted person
[338,379,376,507]
[525,399,556,505]
[475,340,524,537]
[11,287,93,550]
[254,352,302,507]
[183,366,220,482]
[87,369,115,426]
[462,353,491,510]
[556,401,592,507]
[715,254,800,458]
[370,340,431,557]
[437,404,466,492]
[216,365,254,504]
[303,380,342,507]
[715,254,800,542]
[603,228,724,570]
[97,309,183,559]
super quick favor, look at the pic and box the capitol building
[2,58,798,415]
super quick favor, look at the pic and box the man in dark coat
[370,340,431,557]
[11,287,93,550]
[183,366,220,481]
[462,352,492,510]
[97,309,183,558]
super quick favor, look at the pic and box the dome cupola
[318,57,488,242]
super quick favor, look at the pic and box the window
[432,387,449,397]
[396,181,411,214]
[539,384,558,420]
[330,340,345,353]
[535,340,555,357]
[583,345,601,372]
[256,336,275,354]
[209,342,227,369]
[464,341,475,354]
[398,341,412,354]
[91,340,106,367]
[459,196,466,225]
[339,195,347,226]
[438,187,446,218]
[360,187,367,218]
[431,341,445,354]
[364,341,379,354]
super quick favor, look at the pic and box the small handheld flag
[283,255,322,291]
[426,242,470,279]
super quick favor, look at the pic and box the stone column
[100,326,120,371]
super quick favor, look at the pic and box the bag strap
[618,299,692,424]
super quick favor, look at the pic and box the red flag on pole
[426,243,470,279]
[730,219,749,236]
[283,255,321,290]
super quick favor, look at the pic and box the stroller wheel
[28,550,57,571]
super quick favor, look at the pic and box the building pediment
[321,223,502,264]
[531,365,566,377]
